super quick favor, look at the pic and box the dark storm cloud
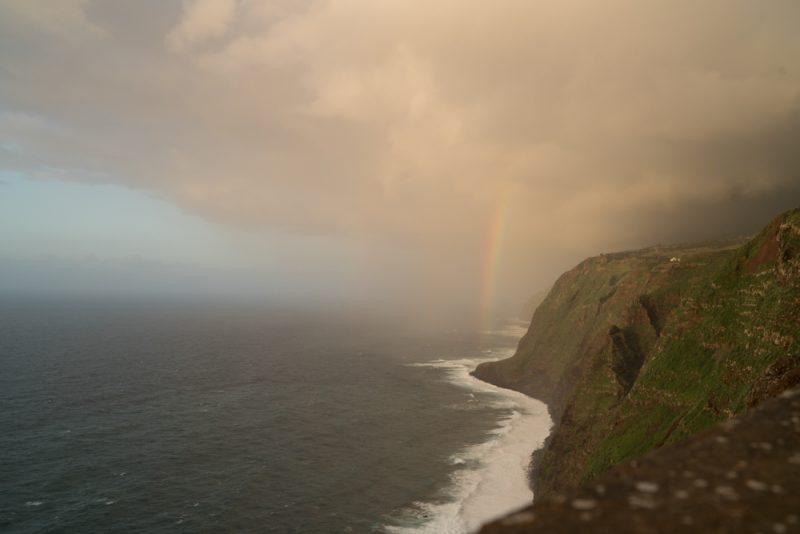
[1,0,799,312]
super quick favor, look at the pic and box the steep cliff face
[474,208,800,495]
[479,388,800,534]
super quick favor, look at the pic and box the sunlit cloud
[1,0,799,314]
[166,0,237,53]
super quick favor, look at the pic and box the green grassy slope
[475,208,800,495]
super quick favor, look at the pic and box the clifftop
[474,238,745,416]
[474,208,800,496]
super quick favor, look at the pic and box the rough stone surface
[478,388,800,533]
[748,355,800,407]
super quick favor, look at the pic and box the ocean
[0,299,551,533]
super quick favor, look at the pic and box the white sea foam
[485,320,530,340]
[386,353,552,534]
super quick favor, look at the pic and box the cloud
[166,0,237,53]
[0,0,103,40]
[1,0,799,311]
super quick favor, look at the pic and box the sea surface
[0,299,551,533]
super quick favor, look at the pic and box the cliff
[480,387,800,533]
[473,208,800,495]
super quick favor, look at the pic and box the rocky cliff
[473,208,800,495]
[480,387,800,534]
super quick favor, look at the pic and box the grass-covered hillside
[474,208,800,495]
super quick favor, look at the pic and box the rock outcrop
[479,387,800,534]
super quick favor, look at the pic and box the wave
[384,356,552,534]
[483,321,530,339]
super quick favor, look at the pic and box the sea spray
[384,353,552,534]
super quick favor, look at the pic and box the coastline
[385,343,552,534]
[470,358,558,499]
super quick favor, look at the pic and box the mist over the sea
[0,298,548,533]
[1,3,799,532]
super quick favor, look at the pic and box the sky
[1,0,799,322]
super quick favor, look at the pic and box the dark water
[0,299,528,533]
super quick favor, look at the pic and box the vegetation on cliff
[474,208,800,495]
[480,388,800,534]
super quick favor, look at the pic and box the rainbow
[480,194,510,332]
